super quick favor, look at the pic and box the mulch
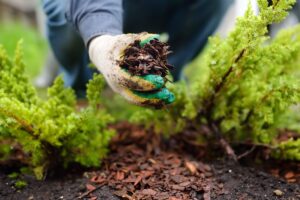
[0,123,299,200]
[119,39,173,77]
[83,127,224,200]
[80,123,300,200]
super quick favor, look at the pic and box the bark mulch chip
[119,39,173,77]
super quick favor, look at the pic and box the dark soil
[0,123,299,200]
[119,39,173,77]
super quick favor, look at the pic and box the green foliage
[14,180,27,189]
[130,82,196,135]
[130,0,300,160]
[0,43,115,179]
[8,172,19,179]
[275,106,300,131]
[0,141,11,161]
[274,138,300,160]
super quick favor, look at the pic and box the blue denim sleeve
[66,0,123,45]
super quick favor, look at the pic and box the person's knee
[42,0,66,25]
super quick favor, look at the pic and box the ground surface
[0,123,299,200]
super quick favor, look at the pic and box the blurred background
[0,0,48,83]
[0,0,299,89]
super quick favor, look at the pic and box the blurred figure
[34,0,59,88]
[39,0,299,106]
[41,0,233,105]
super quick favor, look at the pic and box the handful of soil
[119,39,173,78]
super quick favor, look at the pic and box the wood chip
[115,171,125,181]
[86,184,96,191]
[284,171,295,179]
[185,161,197,174]
[141,189,157,195]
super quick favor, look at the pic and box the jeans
[42,0,93,95]
[42,0,232,93]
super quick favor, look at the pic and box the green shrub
[0,42,115,179]
[130,0,300,160]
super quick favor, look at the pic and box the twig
[78,185,102,199]
[230,141,274,149]
[237,146,256,160]
[211,123,237,161]
[0,107,35,135]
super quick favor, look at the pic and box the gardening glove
[89,33,175,107]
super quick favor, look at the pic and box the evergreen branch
[215,48,246,94]
[272,0,280,8]
[203,48,247,117]
[242,86,300,125]
[193,48,248,160]
[196,47,247,125]
[0,107,35,135]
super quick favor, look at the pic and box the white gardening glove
[89,33,175,107]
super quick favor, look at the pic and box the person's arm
[66,0,174,107]
[66,0,123,46]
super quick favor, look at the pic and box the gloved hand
[89,33,175,107]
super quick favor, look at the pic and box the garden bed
[1,123,299,200]
[1,1,300,200]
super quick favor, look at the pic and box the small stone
[28,195,34,200]
[273,189,284,196]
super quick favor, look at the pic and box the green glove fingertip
[159,88,175,104]
[141,74,164,89]
[165,90,175,104]
[134,88,175,105]
[140,34,160,47]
